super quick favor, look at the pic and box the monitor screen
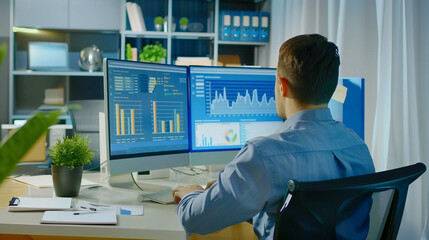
[188,66,283,153]
[104,59,189,176]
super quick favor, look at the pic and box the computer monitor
[103,59,190,183]
[188,66,284,165]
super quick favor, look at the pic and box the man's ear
[278,77,288,97]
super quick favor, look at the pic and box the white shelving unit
[8,0,270,123]
[8,0,122,123]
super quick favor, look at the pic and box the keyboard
[142,189,174,205]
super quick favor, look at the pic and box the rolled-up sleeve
[177,142,270,235]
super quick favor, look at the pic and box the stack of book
[126,2,146,32]
[175,57,212,66]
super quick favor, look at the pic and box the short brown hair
[277,34,340,105]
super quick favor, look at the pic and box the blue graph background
[189,66,283,151]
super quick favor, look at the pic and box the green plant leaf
[0,111,61,184]
[49,134,94,169]
[154,16,163,25]
[126,43,133,61]
[179,17,189,26]
[0,42,6,67]
[139,41,166,62]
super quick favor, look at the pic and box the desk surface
[0,173,186,240]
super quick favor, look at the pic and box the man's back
[177,108,375,239]
[175,34,375,240]
[249,108,375,238]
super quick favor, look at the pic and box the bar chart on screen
[151,101,185,134]
[113,100,144,136]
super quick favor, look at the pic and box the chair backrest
[68,100,104,133]
[273,162,426,240]
[68,100,104,170]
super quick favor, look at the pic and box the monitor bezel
[103,58,190,176]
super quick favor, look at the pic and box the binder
[260,12,270,42]
[8,197,72,212]
[250,12,260,42]
[240,11,251,41]
[220,11,231,41]
[231,11,241,41]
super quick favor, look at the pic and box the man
[173,34,375,239]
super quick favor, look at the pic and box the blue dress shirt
[177,108,375,239]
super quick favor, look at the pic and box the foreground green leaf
[0,42,6,67]
[0,111,61,184]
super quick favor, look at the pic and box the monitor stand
[107,170,173,193]
[137,169,169,180]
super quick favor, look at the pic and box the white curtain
[372,0,429,239]
[269,0,429,238]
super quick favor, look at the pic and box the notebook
[41,210,117,225]
[8,197,72,212]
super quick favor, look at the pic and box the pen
[80,206,97,211]
[73,212,97,215]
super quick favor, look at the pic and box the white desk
[0,171,257,240]
[0,172,185,240]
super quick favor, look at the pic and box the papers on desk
[8,197,72,212]
[13,175,97,188]
[41,210,117,225]
[76,200,144,216]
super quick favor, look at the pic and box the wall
[0,0,10,125]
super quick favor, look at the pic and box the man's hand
[173,180,217,204]
[173,185,204,204]
[205,180,217,190]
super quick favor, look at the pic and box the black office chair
[274,162,426,240]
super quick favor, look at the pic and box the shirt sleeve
[177,142,271,235]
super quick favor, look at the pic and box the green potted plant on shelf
[49,134,94,197]
[139,41,166,63]
[154,16,163,31]
[179,17,189,31]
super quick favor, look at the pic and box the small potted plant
[49,134,94,197]
[139,41,167,63]
[179,17,189,31]
[154,16,163,31]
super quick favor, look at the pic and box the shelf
[123,31,216,40]
[172,32,216,39]
[12,70,104,77]
[122,30,169,38]
[11,114,71,121]
[218,40,268,46]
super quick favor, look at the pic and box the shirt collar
[280,108,334,130]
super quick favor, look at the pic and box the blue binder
[231,11,241,41]
[250,12,260,42]
[240,11,251,41]
[219,11,231,41]
[259,12,269,42]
